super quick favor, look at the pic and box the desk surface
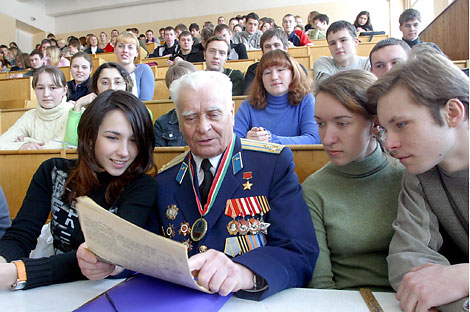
[0,278,401,312]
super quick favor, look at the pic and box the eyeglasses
[98,78,126,87]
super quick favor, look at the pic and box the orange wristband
[10,260,27,290]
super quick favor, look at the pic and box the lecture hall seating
[0,145,329,219]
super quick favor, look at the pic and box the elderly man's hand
[188,249,254,296]
[396,263,469,312]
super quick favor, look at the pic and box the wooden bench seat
[0,77,37,109]
[0,144,329,218]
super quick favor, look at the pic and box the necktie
[199,159,213,206]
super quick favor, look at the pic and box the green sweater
[302,146,404,291]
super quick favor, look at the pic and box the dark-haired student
[167,31,204,66]
[0,90,158,290]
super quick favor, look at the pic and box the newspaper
[76,196,211,293]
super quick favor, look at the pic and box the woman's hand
[76,243,123,280]
[0,263,19,288]
[73,93,97,112]
[19,142,45,150]
[247,127,270,142]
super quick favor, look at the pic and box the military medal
[179,222,190,236]
[165,224,175,238]
[242,171,253,190]
[227,220,239,235]
[249,218,260,234]
[238,219,250,235]
[165,204,179,220]
[187,136,236,242]
[182,239,193,252]
[190,218,208,241]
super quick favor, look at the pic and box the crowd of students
[0,6,467,312]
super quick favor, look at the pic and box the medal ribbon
[188,135,236,217]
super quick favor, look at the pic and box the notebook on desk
[75,274,231,312]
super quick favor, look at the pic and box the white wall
[54,0,335,33]
[1,0,55,34]
[16,28,33,53]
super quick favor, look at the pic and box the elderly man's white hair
[170,70,233,114]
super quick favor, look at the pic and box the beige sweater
[0,99,73,150]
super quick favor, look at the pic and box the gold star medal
[242,171,253,190]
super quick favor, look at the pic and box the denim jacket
[153,109,187,147]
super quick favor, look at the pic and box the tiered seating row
[0,145,329,218]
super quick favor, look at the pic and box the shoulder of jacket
[158,151,189,174]
[240,138,284,154]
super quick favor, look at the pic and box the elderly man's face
[177,86,234,158]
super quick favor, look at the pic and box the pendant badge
[191,217,208,241]
[179,222,191,236]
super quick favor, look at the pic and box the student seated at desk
[153,60,194,147]
[0,66,73,150]
[302,70,404,291]
[0,90,157,290]
[234,49,320,144]
[44,46,70,67]
[64,62,133,146]
[115,32,155,101]
[66,52,92,101]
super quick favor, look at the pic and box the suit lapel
[173,154,201,224]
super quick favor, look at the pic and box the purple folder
[75,274,232,312]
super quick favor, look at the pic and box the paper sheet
[76,196,211,293]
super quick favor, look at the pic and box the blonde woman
[44,46,70,67]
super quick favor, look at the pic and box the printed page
[76,196,211,293]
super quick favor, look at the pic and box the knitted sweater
[0,158,158,289]
[302,146,404,291]
[0,99,73,150]
[234,93,320,144]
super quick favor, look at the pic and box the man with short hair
[229,18,238,31]
[167,31,204,65]
[189,23,201,45]
[204,36,244,96]
[307,14,329,40]
[218,16,225,25]
[313,20,370,83]
[145,30,155,43]
[153,70,318,299]
[158,28,165,44]
[150,26,180,57]
[232,12,263,50]
[175,24,188,39]
[40,39,51,54]
[282,14,312,47]
[67,38,80,57]
[369,38,410,77]
[47,33,56,40]
[23,50,44,77]
[295,15,303,26]
[215,24,247,60]
[367,47,469,312]
[399,8,442,52]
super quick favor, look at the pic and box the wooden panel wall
[420,0,469,60]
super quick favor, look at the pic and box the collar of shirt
[192,153,222,186]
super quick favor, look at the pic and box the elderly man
[231,12,263,50]
[369,38,410,78]
[367,47,469,312]
[204,36,244,96]
[153,71,318,300]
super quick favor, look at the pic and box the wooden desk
[0,278,400,311]
[0,108,32,134]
